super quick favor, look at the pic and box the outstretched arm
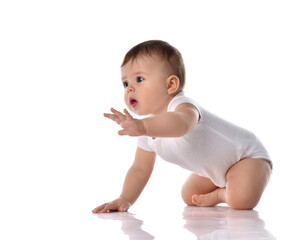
[104,103,199,138]
[143,103,199,138]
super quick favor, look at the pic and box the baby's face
[121,54,173,116]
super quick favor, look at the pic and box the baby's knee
[181,187,195,206]
[227,193,259,210]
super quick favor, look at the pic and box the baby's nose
[126,85,135,93]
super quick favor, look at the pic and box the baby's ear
[167,75,180,95]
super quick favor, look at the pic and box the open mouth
[129,98,138,108]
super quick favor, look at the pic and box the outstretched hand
[104,108,146,136]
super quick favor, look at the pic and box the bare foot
[192,188,224,207]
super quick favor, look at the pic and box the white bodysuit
[137,91,272,188]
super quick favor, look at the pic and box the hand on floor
[92,197,132,213]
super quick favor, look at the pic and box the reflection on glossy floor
[183,207,275,239]
[96,206,276,239]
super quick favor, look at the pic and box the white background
[1,0,302,239]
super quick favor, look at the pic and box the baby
[92,40,272,213]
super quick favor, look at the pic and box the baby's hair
[121,40,186,92]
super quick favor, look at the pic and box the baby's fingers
[110,108,125,119]
[103,112,115,119]
[92,203,107,213]
[118,128,128,136]
[100,201,119,213]
[123,109,133,120]
[104,113,120,124]
[107,108,128,123]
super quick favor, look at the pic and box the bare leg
[224,158,271,209]
[182,158,272,210]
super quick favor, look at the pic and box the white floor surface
[1,190,301,240]
[95,206,276,240]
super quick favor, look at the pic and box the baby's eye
[136,77,144,83]
[123,81,129,88]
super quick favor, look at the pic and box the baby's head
[121,40,186,93]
